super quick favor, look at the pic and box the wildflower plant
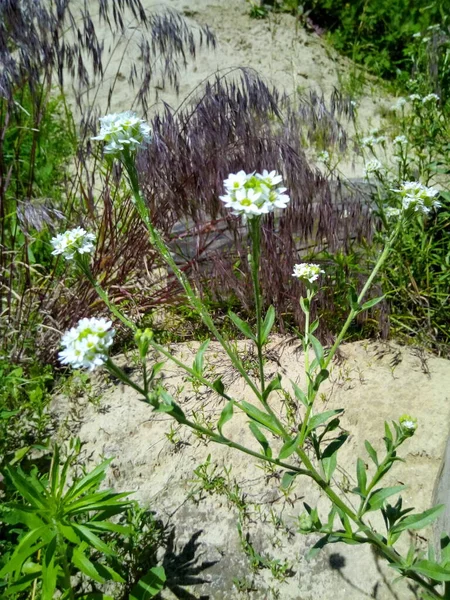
[50,112,450,600]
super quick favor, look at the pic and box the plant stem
[248,217,266,393]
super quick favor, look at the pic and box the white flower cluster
[317,150,330,163]
[393,135,408,146]
[391,97,407,111]
[422,93,440,104]
[409,94,422,102]
[393,181,441,213]
[292,263,324,283]
[364,159,385,176]
[51,227,95,260]
[59,317,115,371]
[384,207,401,218]
[92,111,151,156]
[220,170,290,218]
[361,135,386,148]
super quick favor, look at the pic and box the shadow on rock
[160,529,218,599]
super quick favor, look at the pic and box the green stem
[248,217,266,393]
[76,258,136,331]
[324,224,401,371]
[60,542,75,600]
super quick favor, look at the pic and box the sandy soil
[67,0,392,178]
[52,338,450,599]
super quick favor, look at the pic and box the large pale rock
[52,338,450,599]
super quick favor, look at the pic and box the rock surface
[52,338,450,599]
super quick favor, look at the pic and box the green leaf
[411,560,450,582]
[299,296,309,314]
[310,319,319,334]
[65,460,111,503]
[366,486,405,512]
[241,401,282,435]
[356,458,367,496]
[360,296,384,311]
[77,595,114,600]
[130,566,166,599]
[306,535,330,560]
[217,401,234,436]
[278,435,299,460]
[212,377,225,395]
[391,505,444,535]
[154,389,186,423]
[307,409,343,434]
[192,340,210,377]
[228,311,256,341]
[291,381,308,408]
[72,547,106,584]
[313,369,329,390]
[4,465,46,509]
[3,571,41,596]
[309,334,324,367]
[0,526,48,577]
[41,535,58,600]
[71,524,115,556]
[261,305,275,344]
[281,471,298,491]
[365,440,379,466]
[248,422,272,458]
[441,534,450,567]
[321,434,348,483]
[262,374,282,402]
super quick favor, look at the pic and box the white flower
[421,37,430,43]
[412,32,422,38]
[364,159,385,176]
[51,228,95,260]
[422,93,440,104]
[317,150,330,163]
[362,135,386,148]
[220,170,290,218]
[292,263,324,283]
[391,97,407,111]
[350,100,357,107]
[92,111,151,156]
[59,317,115,371]
[409,94,422,102]
[393,181,441,214]
[427,24,440,31]
[393,135,408,146]
[257,169,283,187]
[223,170,249,191]
[384,207,402,218]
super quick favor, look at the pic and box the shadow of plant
[160,529,218,600]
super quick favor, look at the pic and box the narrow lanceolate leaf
[262,374,282,402]
[260,305,275,344]
[71,524,114,556]
[391,505,445,535]
[130,566,166,600]
[228,311,256,341]
[217,401,234,436]
[72,547,106,584]
[278,435,300,460]
[356,458,367,496]
[309,334,324,367]
[241,401,282,435]
[281,471,298,491]
[360,296,385,311]
[366,486,406,512]
[307,409,344,434]
[291,381,309,408]
[212,377,225,395]
[410,560,450,582]
[4,466,46,509]
[321,434,348,483]
[248,422,272,458]
[365,440,379,466]
[41,535,58,600]
[192,340,210,377]
[313,369,329,390]
[0,525,48,577]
